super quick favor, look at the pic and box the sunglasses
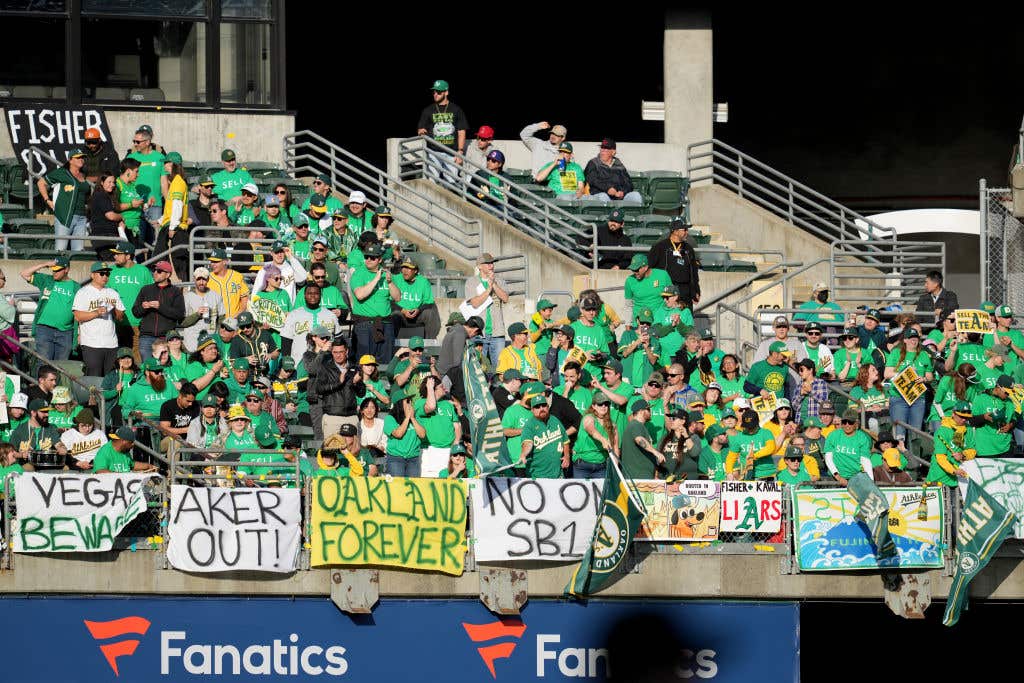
[195,276,208,282]
[313,275,327,279]
[269,275,282,281]
[365,255,382,260]
[132,139,146,144]
[245,397,261,403]
[647,382,663,388]
[275,189,288,195]
[784,457,802,462]
[96,271,111,276]
[312,247,327,252]
[806,331,821,336]
[666,373,681,377]
[313,180,324,186]
[841,419,857,425]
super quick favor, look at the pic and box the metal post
[980,178,988,302]
[737,154,744,198]
[787,181,794,225]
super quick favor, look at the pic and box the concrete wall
[0,108,295,164]
[663,9,713,149]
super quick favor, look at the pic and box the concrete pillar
[663,10,713,149]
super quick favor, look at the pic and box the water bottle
[558,158,567,172]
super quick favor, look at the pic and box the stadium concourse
[0,81,1019,682]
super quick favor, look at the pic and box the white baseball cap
[348,190,367,204]
[241,183,259,195]
[193,266,211,279]
[10,392,28,409]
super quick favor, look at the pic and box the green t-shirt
[728,428,776,479]
[92,443,133,473]
[971,392,1016,456]
[239,449,292,479]
[251,288,293,330]
[31,272,78,331]
[698,445,729,481]
[521,415,567,479]
[573,416,612,464]
[109,263,154,327]
[529,316,557,358]
[557,385,593,416]
[619,328,661,388]
[228,205,260,227]
[415,397,458,448]
[927,374,976,422]
[884,348,932,398]
[653,304,694,367]
[116,177,143,230]
[824,428,873,478]
[850,386,887,410]
[394,275,435,310]
[624,269,671,322]
[127,149,167,207]
[438,459,478,479]
[629,393,665,445]
[985,329,1024,376]
[793,300,843,325]
[120,379,178,418]
[49,405,82,431]
[349,266,393,318]
[619,419,658,480]
[212,167,255,201]
[952,343,987,373]
[384,414,422,459]
[544,161,586,195]
[777,466,813,485]
[569,320,611,377]
[833,347,870,381]
[501,403,532,463]
[746,360,788,398]
[319,285,349,312]
[602,380,636,437]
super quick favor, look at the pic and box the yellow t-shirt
[161,174,189,229]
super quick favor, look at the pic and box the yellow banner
[751,393,777,425]
[955,309,992,334]
[311,476,468,575]
[892,365,927,405]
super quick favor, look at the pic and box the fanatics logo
[462,619,526,679]
[84,616,152,676]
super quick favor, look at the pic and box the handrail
[23,145,63,215]
[694,261,803,312]
[890,421,935,470]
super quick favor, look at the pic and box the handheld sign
[892,365,927,405]
[955,309,992,335]
[751,393,778,425]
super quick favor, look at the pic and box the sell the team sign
[4,105,113,172]
[311,476,468,575]
[955,308,992,335]
[469,477,602,562]
[634,479,720,541]
[720,480,783,533]
[166,485,301,573]
[13,473,157,553]
[892,365,927,405]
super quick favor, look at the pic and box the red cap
[85,127,102,140]
[476,125,494,140]
[154,261,173,273]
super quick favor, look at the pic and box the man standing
[583,139,643,202]
[182,267,223,352]
[207,248,250,319]
[20,256,78,361]
[392,256,440,339]
[438,314,482,376]
[492,368,524,417]
[971,375,1017,458]
[587,209,632,270]
[314,337,365,437]
[754,316,807,363]
[464,253,510,368]
[417,79,469,171]
[81,127,119,182]
[73,263,126,376]
[211,148,254,201]
[464,125,498,170]
[647,218,701,309]
[801,322,835,379]
[519,121,567,176]
[746,342,792,399]
[229,311,279,375]
[518,394,570,479]
[350,242,398,360]
[915,270,959,326]
[132,261,185,362]
[592,359,634,437]
[280,285,337,364]
[496,322,543,380]
[619,400,667,480]
[126,124,167,243]
[624,254,671,324]
[345,191,376,234]
[115,159,146,251]
[415,375,461,477]
[108,241,153,356]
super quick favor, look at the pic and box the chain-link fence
[981,184,1024,309]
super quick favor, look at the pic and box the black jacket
[83,144,120,179]
[132,282,185,337]
[590,222,632,269]
[648,238,701,294]
[313,355,365,416]
[914,288,959,324]
[583,157,635,196]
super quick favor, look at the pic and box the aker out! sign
[0,598,798,682]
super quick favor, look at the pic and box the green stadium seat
[700,251,728,271]
[0,203,30,221]
[647,173,688,213]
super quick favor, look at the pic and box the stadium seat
[12,85,51,98]
[70,376,104,407]
[0,85,11,98]
[647,173,688,213]
[128,88,166,102]
[93,86,127,100]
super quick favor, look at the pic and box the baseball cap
[111,240,135,255]
[608,209,625,223]
[629,254,648,271]
[208,248,228,262]
[90,262,111,273]
[109,426,136,442]
[819,401,835,414]
[308,195,327,213]
[661,285,679,298]
[529,394,548,408]
[599,138,617,150]
[812,281,828,292]
[997,305,1014,318]
[165,151,182,165]
[784,445,804,461]
[450,443,468,456]
[997,375,1014,389]
[270,240,287,252]
[136,124,154,135]
[741,410,759,428]
[219,317,238,331]
[400,257,419,270]
[264,193,280,207]
[803,417,823,428]
[166,329,183,341]
[592,393,611,406]
[635,308,654,324]
[903,328,920,339]
[465,315,484,330]
[476,125,495,139]
[769,341,788,354]
[52,255,71,271]
[773,315,790,327]
[221,149,237,161]
[841,408,860,422]
[701,329,715,340]
[236,311,255,327]
[281,356,296,371]
[142,357,164,372]
[882,448,903,468]
[477,252,495,265]
[776,397,792,409]
[358,354,377,366]
[630,398,650,413]
[9,392,28,410]
[981,301,997,314]
[408,336,425,350]
[430,79,449,91]
[551,124,567,137]
[557,324,574,337]
[603,359,623,374]
[193,266,211,279]
[68,147,85,158]
[669,217,689,231]
[865,309,881,321]
[233,357,251,370]
[502,368,524,382]
[153,260,173,273]
[805,322,823,333]
[241,183,259,196]
[201,395,220,407]
[348,190,367,205]
[363,242,385,257]
[375,205,392,218]
[84,127,101,140]
[486,149,505,164]
[507,322,527,337]
[199,175,215,187]
[28,398,50,412]
[558,141,573,153]
[705,424,726,440]
[227,405,250,421]
[953,401,973,418]
[310,325,330,338]
[536,299,556,311]
[989,344,1010,358]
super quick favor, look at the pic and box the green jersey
[698,445,729,481]
[728,428,776,479]
[49,406,81,431]
[109,263,154,327]
[971,392,1015,456]
[850,386,887,410]
[569,320,611,377]
[383,414,421,459]
[228,204,259,227]
[212,167,254,201]
[746,360,788,398]
[92,443,134,473]
[120,378,177,418]
[824,428,873,479]
[393,275,434,310]
[653,304,694,367]
[777,466,813,485]
[501,403,532,463]
[927,374,976,422]
[928,422,976,486]
[624,268,671,322]
[521,415,567,478]
[127,149,166,206]
[415,398,458,448]
[349,266,393,318]
[557,384,593,416]
[985,329,1024,376]
[31,272,78,331]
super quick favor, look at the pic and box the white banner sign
[166,485,301,573]
[720,480,784,533]
[469,477,603,562]
[13,473,156,553]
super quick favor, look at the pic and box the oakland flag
[944,482,1016,626]
[565,460,646,597]
[462,344,512,475]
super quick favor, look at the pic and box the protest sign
[13,473,156,553]
[249,296,288,329]
[751,394,777,425]
[720,480,783,533]
[892,365,927,405]
[791,486,944,570]
[634,479,720,541]
[561,346,589,374]
[960,458,1024,539]
[311,476,468,575]
[4,105,113,173]
[955,309,992,335]
[470,478,602,562]
[166,485,301,573]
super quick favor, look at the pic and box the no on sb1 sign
[720,480,783,533]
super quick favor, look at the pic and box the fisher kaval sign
[4,105,113,172]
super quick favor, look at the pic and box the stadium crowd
[0,79,1014,492]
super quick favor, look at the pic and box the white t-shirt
[281,306,338,363]
[60,428,108,463]
[72,285,126,349]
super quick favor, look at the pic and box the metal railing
[397,135,599,268]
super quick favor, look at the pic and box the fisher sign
[5,105,113,172]
[720,480,783,533]
[166,485,301,573]
[311,476,468,575]
[13,473,156,553]
[470,477,602,562]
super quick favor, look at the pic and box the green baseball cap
[629,254,648,271]
[233,357,251,370]
[603,359,623,374]
[116,347,134,359]
[630,398,650,413]
[981,301,996,314]
[208,248,228,262]
[536,299,556,311]
[281,356,296,371]
[803,417,823,428]
[997,305,1014,318]
[522,382,546,399]
[68,147,85,158]
[635,308,654,324]
[111,240,135,255]
[51,255,71,271]
[608,209,626,223]
[502,368,525,382]
[363,242,385,258]
[529,394,548,408]
[557,141,573,153]
[705,423,726,440]
[255,424,277,447]
[221,148,236,161]
[408,336,425,350]
[431,79,449,91]
[508,322,528,337]
[271,239,287,252]
[783,445,804,460]
[661,285,679,298]
[768,341,788,354]
[165,151,182,164]
[953,401,973,417]
[450,442,468,456]
[199,175,216,187]
[236,311,255,327]
[142,357,164,371]
[90,262,111,273]
[201,395,220,407]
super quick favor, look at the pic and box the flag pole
[606,454,647,516]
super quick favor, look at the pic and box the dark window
[0,17,66,96]
[221,0,270,19]
[220,22,272,105]
[82,0,205,16]
[0,0,65,10]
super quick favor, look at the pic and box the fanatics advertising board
[0,597,800,682]
[166,485,302,573]
[13,473,157,553]
[791,485,945,570]
[4,104,113,172]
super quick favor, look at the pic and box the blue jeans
[36,324,73,361]
[889,394,925,444]
[55,214,87,252]
[582,191,644,203]
[353,319,394,365]
[481,335,506,370]
[573,460,606,479]
[386,455,421,477]
[138,335,158,363]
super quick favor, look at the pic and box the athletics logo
[84,616,152,677]
[462,619,526,679]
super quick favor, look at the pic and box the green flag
[944,482,1016,626]
[462,344,511,475]
[565,459,646,597]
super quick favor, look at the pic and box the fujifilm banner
[5,105,112,172]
